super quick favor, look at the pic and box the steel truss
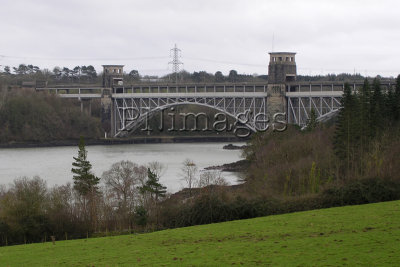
[287,96,342,126]
[113,96,267,137]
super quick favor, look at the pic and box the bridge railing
[35,87,103,99]
[286,80,395,93]
[36,80,396,100]
[111,84,268,94]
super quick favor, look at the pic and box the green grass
[1,201,399,266]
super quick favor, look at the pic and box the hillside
[0,200,399,266]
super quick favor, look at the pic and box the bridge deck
[58,94,102,99]
[286,91,343,97]
[111,92,268,98]
[35,79,395,99]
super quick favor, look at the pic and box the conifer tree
[386,84,395,124]
[356,79,372,154]
[370,78,385,137]
[305,108,318,131]
[71,136,100,196]
[138,168,167,227]
[139,168,167,201]
[334,83,358,172]
[394,74,400,121]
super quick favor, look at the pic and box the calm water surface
[0,142,244,193]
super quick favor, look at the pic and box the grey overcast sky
[0,0,399,77]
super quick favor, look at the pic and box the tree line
[0,137,164,245]
[334,76,400,178]
[1,64,100,85]
[0,89,102,142]
[244,75,400,197]
[2,62,395,86]
[1,64,267,84]
[0,137,228,246]
[156,74,399,231]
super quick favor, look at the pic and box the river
[0,142,245,193]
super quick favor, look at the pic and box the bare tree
[198,170,228,187]
[48,183,76,239]
[102,161,142,229]
[0,87,8,113]
[1,176,48,244]
[147,161,166,179]
[181,159,198,195]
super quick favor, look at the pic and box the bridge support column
[110,99,115,137]
[101,89,113,137]
[80,99,92,116]
[266,84,287,121]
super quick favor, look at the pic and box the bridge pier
[268,52,297,120]
[267,84,287,120]
[80,99,92,116]
[111,98,115,137]
[100,89,113,136]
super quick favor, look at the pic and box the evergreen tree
[370,78,385,136]
[386,84,395,124]
[305,108,318,131]
[139,168,167,201]
[356,79,372,154]
[134,206,148,226]
[3,66,11,75]
[334,83,358,172]
[71,136,100,196]
[138,169,167,228]
[394,74,400,122]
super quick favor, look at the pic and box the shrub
[321,178,400,207]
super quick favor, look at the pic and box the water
[0,142,244,193]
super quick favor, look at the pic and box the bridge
[35,54,396,137]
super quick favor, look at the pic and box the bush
[160,178,400,229]
[244,126,336,196]
[321,178,400,207]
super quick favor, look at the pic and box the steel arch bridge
[36,80,396,137]
[112,92,268,137]
[285,81,395,127]
[286,91,343,127]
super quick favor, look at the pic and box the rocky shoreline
[222,143,247,150]
[204,159,249,172]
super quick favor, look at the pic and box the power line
[185,57,266,68]
[2,53,398,76]
[168,44,183,82]
[0,54,169,61]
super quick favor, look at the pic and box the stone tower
[267,52,296,120]
[268,52,296,84]
[102,65,124,88]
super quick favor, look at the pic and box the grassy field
[0,200,399,266]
